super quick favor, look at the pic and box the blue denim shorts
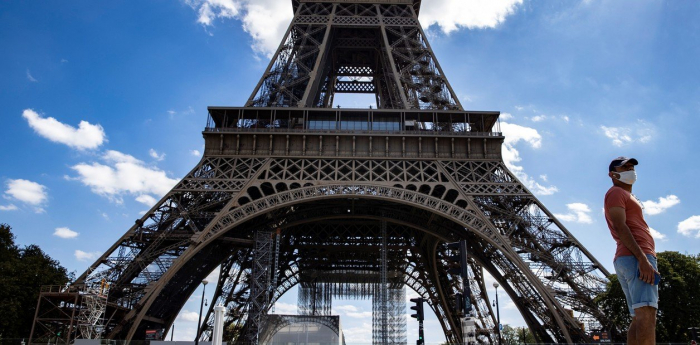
[613,254,659,316]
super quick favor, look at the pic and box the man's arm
[608,206,658,284]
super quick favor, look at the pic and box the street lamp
[493,282,502,345]
[195,279,209,345]
[689,327,699,343]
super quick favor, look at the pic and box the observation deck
[204,107,504,159]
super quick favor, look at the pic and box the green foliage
[515,326,536,344]
[595,251,700,342]
[0,224,72,338]
[594,273,631,338]
[499,325,535,344]
[656,251,700,341]
[223,323,245,342]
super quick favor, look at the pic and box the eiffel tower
[30,1,613,344]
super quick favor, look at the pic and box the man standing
[604,156,659,345]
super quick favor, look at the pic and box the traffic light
[446,240,472,313]
[410,297,424,321]
[454,292,465,314]
[446,240,468,279]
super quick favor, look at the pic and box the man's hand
[638,258,660,285]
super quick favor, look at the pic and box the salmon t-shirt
[604,186,656,260]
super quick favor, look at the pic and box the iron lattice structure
[30,1,614,344]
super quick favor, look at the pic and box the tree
[656,251,700,341]
[593,274,630,340]
[0,224,72,338]
[595,251,700,342]
[499,325,536,344]
[514,326,536,344]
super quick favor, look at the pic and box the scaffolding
[292,220,406,345]
[246,230,274,344]
[77,279,109,339]
[297,279,407,345]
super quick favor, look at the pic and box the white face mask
[616,170,637,185]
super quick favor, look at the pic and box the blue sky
[2,0,700,343]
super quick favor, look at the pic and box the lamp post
[493,282,502,345]
[195,279,208,345]
[689,327,699,343]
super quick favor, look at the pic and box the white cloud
[333,304,371,318]
[341,322,373,344]
[5,179,48,205]
[26,69,38,82]
[205,267,220,285]
[405,289,420,300]
[600,120,655,147]
[531,115,548,122]
[346,311,373,318]
[69,150,179,203]
[554,203,593,224]
[186,0,522,57]
[642,195,680,216]
[186,0,292,57]
[601,126,632,147]
[419,0,523,33]
[501,122,541,150]
[333,305,359,313]
[271,302,298,314]
[186,0,241,25]
[539,174,548,182]
[179,310,201,322]
[191,149,201,156]
[0,204,18,211]
[54,227,79,239]
[499,112,513,120]
[149,149,166,161]
[22,109,106,150]
[678,215,700,238]
[171,326,197,341]
[503,301,518,310]
[240,1,294,56]
[75,250,101,261]
[135,194,158,206]
[500,122,558,195]
[648,227,666,241]
[166,107,195,119]
[561,115,570,122]
[103,150,140,164]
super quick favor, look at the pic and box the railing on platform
[203,127,503,137]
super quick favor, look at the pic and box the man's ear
[609,171,617,179]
